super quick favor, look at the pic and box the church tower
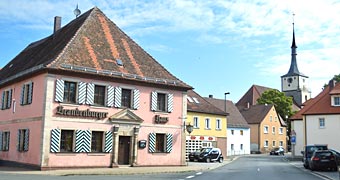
[281,18,311,107]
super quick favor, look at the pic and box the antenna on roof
[74,4,81,18]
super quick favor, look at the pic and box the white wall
[306,114,340,151]
[227,127,250,156]
[291,120,304,157]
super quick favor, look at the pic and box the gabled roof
[204,97,249,128]
[295,81,340,116]
[239,104,274,124]
[187,90,227,116]
[0,7,191,90]
[236,85,273,109]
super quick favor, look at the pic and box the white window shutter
[55,79,64,102]
[104,131,113,152]
[148,133,156,153]
[107,86,114,107]
[50,129,61,153]
[78,82,87,104]
[86,83,94,105]
[133,89,140,110]
[166,133,173,153]
[114,87,122,108]
[151,91,157,111]
[167,93,173,113]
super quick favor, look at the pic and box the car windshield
[315,151,332,157]
[200,148,212,153]
[307,146,327,157]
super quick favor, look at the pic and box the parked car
[301,144,328,169]
[329,149,340,165]
[269,147,285,155]
[188,147,223,163]
[309,150,337,171]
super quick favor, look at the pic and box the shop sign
[155,115,168,123]
[56,105,108,120]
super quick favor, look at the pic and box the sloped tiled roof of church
[204,96,249,128]
[236,85,273,109]
[0,7,191,90]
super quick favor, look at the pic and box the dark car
[269,147,285,155]
[189,147,223,163]
[329,149,340,165]
[309,150,337,171]
[301,144,328,169]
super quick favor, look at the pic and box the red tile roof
[0,7,191,90]
[236,84,273,109]
[239,104,274,124]
[204,97,249,128]
[187,90,228,116]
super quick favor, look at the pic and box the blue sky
[1,0,340,102]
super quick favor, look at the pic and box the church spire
[282,13,304,77]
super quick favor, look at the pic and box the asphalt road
[0,155,336,180]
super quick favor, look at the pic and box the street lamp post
[224,92,230,112]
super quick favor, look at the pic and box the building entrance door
[118,136,131,165]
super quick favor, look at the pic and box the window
[156,134,166,152]
[240,130,244,136]
[319,118,325,128]
[216,119,221,130]
[21,82,33,105]
[272,126,276,134]
[264,126,269,134]
[60,130,74,152]
[157,93,166,112]
[333,96,340,106]
[240,144,243,150]
[193,117,199,128]
[231,144,234,150]
[91,131,103,152]
[272,141,276,147]
[1,89,12,110]
[151,92,173,113]
[121,89,132,108]
[231,130,234,135]
[264,140,269,147]
[275,117,278,122]
[279,141,283,147]
[205,118,210,129]
[279,128,283,134]
[270,116,272,122]
[18,129,29,152]
[94,85,105,106]
[64,81,77,103]
[1,131,10,151]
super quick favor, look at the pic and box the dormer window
[331,96,340,106]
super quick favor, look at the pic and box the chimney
[209,95,213,98]
[54,16,61,33]
[329,79,336,89]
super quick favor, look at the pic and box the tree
[257,89,294,119]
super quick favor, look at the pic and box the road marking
[186,175,195,179]
[196,172,203,175]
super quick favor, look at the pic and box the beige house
[240,104,287,153]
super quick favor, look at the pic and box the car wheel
[303,163,309,169]
[218,157,223,163]
[189,159,194,162]
[206,158,211,163]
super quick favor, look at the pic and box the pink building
[0,7,191,170]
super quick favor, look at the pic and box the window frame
[2,89,12,110]
[193,117,199,128]
[155,133,166,153]
[216,119,221,130]
[264,126,269,134]
[91,131,104,153]
[60,130,74,153]
[332,96,340,106]
[1,131,10,151]
[279,141,283,147]
[272,126,276,134]
[18,129,29,152]
[157,93,167,112]
[121,88,133,108]
[231,129,234,135]
[272,140,276,147]
[279,127,283,134]
[93,85,106,106]
[264,140,269,147]
[240,130,244,136]
[319,118,325,129]
[63,81,77,104]
[21,82,33,105]
[205,118,211,129]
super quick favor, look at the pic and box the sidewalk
[0,158,234,176]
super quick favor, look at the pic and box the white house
[205,96,250,156]
[291,80,340,153]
